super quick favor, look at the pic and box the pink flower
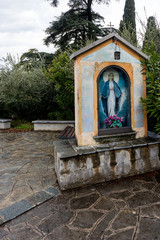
[105,115,123,126]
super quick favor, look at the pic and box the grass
[10,120,34,131]
[14,123,34,131]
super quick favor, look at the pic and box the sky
[0,0,159,61]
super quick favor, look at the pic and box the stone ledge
[0,186,60,226]
[54,138,159,159]
[32,120,75,124]
[54,138,160,190]
[0,119,12,129]
[148,131,160,141]
[32,120,75,131]
[0,119,12,123]
[93,131,136,144]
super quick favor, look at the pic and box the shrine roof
[70,32,149,60]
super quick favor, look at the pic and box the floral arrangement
[105,115,123,128]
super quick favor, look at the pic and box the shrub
[0,54,56,120]
[141,46,160,134]
[46,51,74,120]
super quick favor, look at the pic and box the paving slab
[0,132,59,225]
[1,132,160,239]
[1,171,160,239]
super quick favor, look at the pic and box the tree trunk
[86,0,93,40]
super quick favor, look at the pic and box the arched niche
[98,65,132,135]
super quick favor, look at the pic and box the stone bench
[0,119,12,129]
[32,120,75,131]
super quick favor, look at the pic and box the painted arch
[98,66,132,135]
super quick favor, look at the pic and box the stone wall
[54,139,160,190]
[32,120,74,131]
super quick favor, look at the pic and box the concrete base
[54,137,160,190]
[32,120,75,131]
[0,119,12,129]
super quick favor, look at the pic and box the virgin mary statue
[101,72,122,116]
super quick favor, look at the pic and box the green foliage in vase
[105,115,123,128]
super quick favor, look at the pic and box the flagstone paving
[0,132,160,239]
[0,171,160,239]
[0,132,58,210]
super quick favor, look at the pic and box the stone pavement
[1,132,160,239]
[1,171,160,239]
[0,132,59,222]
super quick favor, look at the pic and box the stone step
[93,131,136,144]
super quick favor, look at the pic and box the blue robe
[101,80,122,116]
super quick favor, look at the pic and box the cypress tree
[119,0,137,46]
[143,16,160,53]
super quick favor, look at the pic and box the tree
[19,48,55,69]
[45,0,117,50]
[141,47,160,134]
[140,17,160,134]
[48,0,111,20]
[45,8,107,50]
[119,0,137,46]
[46,51,74,120]
[0,54,56,120]
[143,16,160,53]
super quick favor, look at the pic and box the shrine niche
[98,66,131,135]
[71,32,149,146]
